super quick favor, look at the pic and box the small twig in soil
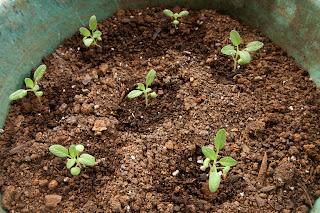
[152,27,162,40]
[258,152,268,185]
[298,182,313,208]
[78,63,92,73]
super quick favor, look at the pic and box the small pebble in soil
[48,180,58,190]
[172,170,179,176]
[200,173,208,181]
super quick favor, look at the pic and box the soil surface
[1,6,320,213]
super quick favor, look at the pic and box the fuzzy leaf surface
[178,11,189,17]
[34,91,43,97]
[202,146,216,160]
[84,38,93,47]
[219,157,237,167]
[238,51,251,65]
[93,30,102,38]
[163,9,174,17]
[89,15,97,31]
[128,90,143,98]
[78,154,95,166]
[245,41,264,52]
[49,145,68,157]
[209,171,221,192]
[25,78,34,88]
[221,45,236,55]
[34,64,46,82]
[80,27,91,37]
[76,145,84,152]
[67,158,76,169]
[69,145,77,158]
[215,129,226,152]
[230,30,241,46]
[146,69,156,88]
[71,167,81,175]
[9,89,27,101]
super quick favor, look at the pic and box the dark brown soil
[1,6,320,213]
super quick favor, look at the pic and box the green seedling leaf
[215,129,226,152]
[76,145,84,152]
[69,145,77,158]
[9,89,27,101]
[221,45,236,56]
[25,78,34,88]
[223,166,230,174]
[209,171,221,193]
[145,88,152,93]
[34,91,43,97]
[67,158,76,169]
[150,92,157,98]
[71,167,81,176]
[78,154,96,166]
[219,157,237,167]
[203,158,210,168]
[79,27,91,37]
[238,51,251,65]
[34,64,46,82]
[245,41,264,52]
[89,15,97,31]
[230,30,241,46]
[97,36,102,41]
[84,38,94,47]
[32,85,40,91]
[92,30,102,38]
[163,9,174,17]
[49,145,69,158]
[138,83,145,91]
[146,69,156,88]
[178,11,189,17]
[173,20,179,25]
[128,90,143,98]
[202,146,216,160]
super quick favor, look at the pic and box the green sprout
[221,30,264,72]
[9,64,46,104]
[127,69,157,108]
[163,9,189,29]
[49,144,96,176]
[201,129,237,193]
[79,15,102,48]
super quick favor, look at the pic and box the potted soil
[0,1,319,212]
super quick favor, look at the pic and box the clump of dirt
[0,6,319,212]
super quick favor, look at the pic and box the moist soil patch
[1,6,320,213]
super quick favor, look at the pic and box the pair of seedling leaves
[163,9,189,29]
[221,30,264,72]
[127,69,157,108]
[79,15,102,48]
[9,64,46,104]
[202,129,237,193]
[49,144,96,176]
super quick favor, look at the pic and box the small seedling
[221,30,264,72]
[79,15,102,48]
[163,9,189,29]
[201,129,237,193]
[127,69,157,108]
[9,64,46,104]
[49,144,96,176]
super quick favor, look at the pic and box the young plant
[9,64,46,104]
[49,144,96,176]
[201,129,237,193]
[127,69,157,108]
[221,30,264,72]
[163,9,189,29]
[79,15,102,48]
